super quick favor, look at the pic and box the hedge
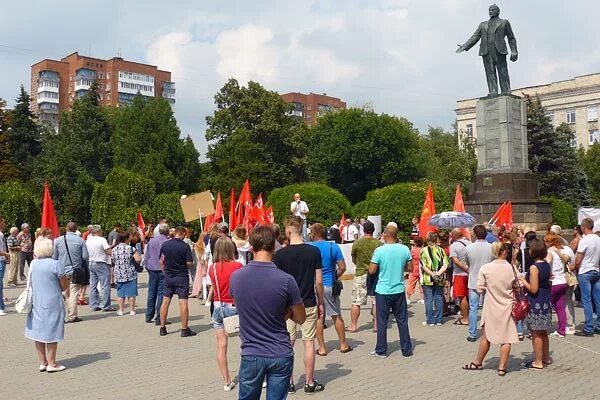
[266,183,352,227]
[353,182,452,234]
[541,196,576,229]
[0,181,40,228]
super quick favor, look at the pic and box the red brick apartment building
[281,92,346,125]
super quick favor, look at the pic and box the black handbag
[130,250,143,273]
[330,242,343,297]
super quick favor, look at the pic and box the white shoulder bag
[212,262,240,337]
[15,267,33,314]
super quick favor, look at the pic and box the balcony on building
[286,102,304,118]
[37,91,59,104]
[37,70,60,94]
[162,81,176,103]
[74,68,96,93]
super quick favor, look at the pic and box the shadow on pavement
[312,363,352,385]
[61,352,111,368]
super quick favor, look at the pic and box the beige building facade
[455,73,600,150]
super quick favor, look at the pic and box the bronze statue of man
[456,4,518,95]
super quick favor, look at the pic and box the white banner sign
[578,207,600,232]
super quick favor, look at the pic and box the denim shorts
[211,303,237,330]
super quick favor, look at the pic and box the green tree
[307,108,425,203]
[31,83,112,223]
[579,143,600,204]
[8,86,42,180]
[203,79,306,195]
[0,181,40,228]
[420,126,477,193]
[0,98,19,182]
[109,95,200,194]
[526,95,592,206]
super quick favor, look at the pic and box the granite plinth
[468,171,539,202]
[465,199,552,231]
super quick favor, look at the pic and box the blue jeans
[89,261,111,310]
[375,292,413,356]
[577,270,600,333]
[146,270,164,321]
[422,285,443,324]
[239,355,294,400]
[0,261,6,310]
[468,289,480,339]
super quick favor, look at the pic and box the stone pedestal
[467,94,551,228]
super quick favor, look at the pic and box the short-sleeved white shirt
[577,234,600,274]
[86,235,111,264]
[290,201,309,220]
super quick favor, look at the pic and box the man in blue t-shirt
[368,225,413,358]
[158,226,195,338]
[230,225,306,400]
[309,223,352,356]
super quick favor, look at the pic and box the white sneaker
[117,310,124,316]
[436,323,443,326]
[39,364,47,372]
[418,299,425,304]
[549,331,565,338]
[224,381,236,391]
[422,321,434,327]
[0,310,7,316]
[130,310,136,316]
[566,326,576,335]
[46,365,66,373]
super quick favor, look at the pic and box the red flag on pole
[453,184,471,240]
[239,179,252,208]
[495,202,513,230]
[203,214,215,233]
[41,182,59,239]
[229,188,236,231]
[489,202,508,225]
[265,206,274,224]
[214,192,224,222]
[339,213,347,239]
[418,184,437,240]
[256,193,264,209]
[236,201,244,230]
[137,211,146,241]
[250,203,267,225]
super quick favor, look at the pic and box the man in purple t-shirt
[230,225,306,400]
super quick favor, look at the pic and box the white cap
[550,225,562,235]
[386,221,398,229]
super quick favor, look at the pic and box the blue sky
[1,0,599,158]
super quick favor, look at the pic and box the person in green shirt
[420,232,449,326]
[348,221,382,332]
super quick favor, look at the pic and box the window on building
[588,106,598,122]
[465,124,473,137]
[590,129,600,145]
[570,138,577,148]
[566,109,576,124]
[306,105,312,111]
[545,111,554,123]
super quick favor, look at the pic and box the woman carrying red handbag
[519,238,553,370]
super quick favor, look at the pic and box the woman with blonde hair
[25,238,70,372]
[232,225,251,265]
[463,241,518,376]
[208,237,242,391]
[544,232,575,337]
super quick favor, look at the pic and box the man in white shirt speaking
[290,193,309,241]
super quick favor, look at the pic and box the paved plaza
[1,273,599,400]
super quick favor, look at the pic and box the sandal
[453,320,468,326]
[524,361,543,370]
[315,350,327,356]
[542,358,553,366]
[340,346,353,354]
[462,362,483,371]
[497,369,507,376]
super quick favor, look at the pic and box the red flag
[256,193,264,209]
[41,182,59,239]
[137,211,146,241]
[239,179,252,208]
[236,201,244,230]
[453,184,465,212]
[418,184,437,240]
[453,184,471,240]
[203,214,215,233]
[495,202,513,230]
[250,203,267,225]
[265,206,274,224]
[214,192,224,222]
[229,188,236,231]
[243,204,253,232]
[489,202,508,225]
[339,213,346,239]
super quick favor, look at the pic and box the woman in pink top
[208,237,243,392]
[407,237,424,304]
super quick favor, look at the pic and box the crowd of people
[1,197,600,399]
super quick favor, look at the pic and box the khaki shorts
[352,275,368,306]
[287,305,318,340]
